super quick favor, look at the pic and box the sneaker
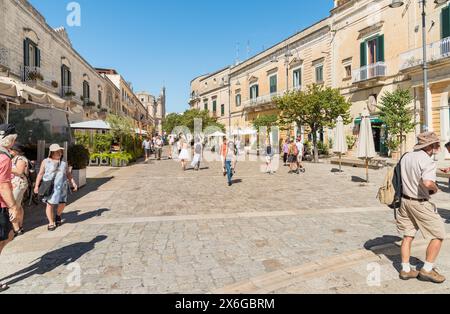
[419,268,446,284]
[399,270,419,281]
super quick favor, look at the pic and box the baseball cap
[0,124,17,139]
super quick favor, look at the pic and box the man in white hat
[0,124,19,292]
[397,132,446,284]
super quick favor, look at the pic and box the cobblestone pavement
[1,153,450,294]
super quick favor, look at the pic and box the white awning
[70,120,111,130]
[207,131,227,137]
[0,76,68,109]
[232,128,257,136]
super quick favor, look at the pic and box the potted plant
[99,152,111,166]
[68,145,90,188]
[387,138,401,160]
[65,91,76,97]
[346,135,357,157]
[111,152,132,167]
[51,80,59,88]
[89,153,100,166]
[27,72,44,81]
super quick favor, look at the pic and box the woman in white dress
[178,138,190,171]
[191,137,203,171]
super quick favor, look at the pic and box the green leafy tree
[274,84,351,162]
[252,114,279,146]
[106,114,134,143]
[163,109,225,134]
[377,88,416,155]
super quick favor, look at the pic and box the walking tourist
[191,137,203,171]
[397,132,446,284]
[225,140,237,186]
[10,144,29,236]
[296,137,306,173]
[155,135,164,160]
[0,124,19,293]
[168,135,175,160]
[283,139,289,166]
[143,137,152,162]
[34,144,78,232]
[288,139,299,174]
[178,138,190,171]
[265,142,275,175]
[221,137,228,176]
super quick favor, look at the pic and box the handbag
[38,161,61,199]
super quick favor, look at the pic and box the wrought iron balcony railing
[399,36,450,71]
[352,62,387,83]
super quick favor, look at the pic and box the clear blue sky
[29,0,333,113]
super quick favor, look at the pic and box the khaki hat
[414,132,440,151]
[48,144,64,157]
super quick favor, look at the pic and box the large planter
[72,168,87,188]
[391,151,401,161]
[111,158,128,167]
[89,157,99,167]
[99,157,110,167]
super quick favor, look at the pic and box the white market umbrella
[208,131,226,138]
[333,116,347,172]
[357,110,376,183]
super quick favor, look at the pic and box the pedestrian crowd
[0,124,79,292]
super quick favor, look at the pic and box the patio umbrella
[357,110,376,183]
[333,116,347,172]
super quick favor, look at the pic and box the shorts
[288,155,297,163]
[265,156,273,163]
[397,199,447,240]
[0,208,13,241]
[145,149,151,155]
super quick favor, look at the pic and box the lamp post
[390,0,449,132]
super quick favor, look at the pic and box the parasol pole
[365,158,369,183]
[339,152,342,172]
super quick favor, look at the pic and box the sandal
[48,225,57,232]
[14,228,24,237]
[55,216,62,227]
[0,283,9,293]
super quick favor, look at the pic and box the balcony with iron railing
[242,90,287,110]
[21,65,60,94]
[352,62,387,84]
[61,86,83,107]
[0,47,9,69]
[399,37,450,71]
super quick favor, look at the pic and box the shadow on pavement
[0,236,107,286]
[23,177,113,233]
[63,208,110,224]
[351,176,367,183]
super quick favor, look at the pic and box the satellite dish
[368,95,377,113]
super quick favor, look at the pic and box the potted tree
[388,138,401,160]
[68,144,90,188]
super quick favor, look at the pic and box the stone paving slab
[1,155,449,294]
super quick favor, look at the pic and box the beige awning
[0,76,68,109]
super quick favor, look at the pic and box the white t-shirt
[401,150,437,199]
[143,140,151,150]
[296,142,304,155]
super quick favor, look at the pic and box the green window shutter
[255,85,259,98]
[221,104,225,116]
[360,42,367,67]
[376,35,385,62]
[35,47,41,68]
[23,39,29,66]
[442,6,450,39]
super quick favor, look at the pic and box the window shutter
[68,70,71,87]
[23,39,30,66]
[35,47,41,68]
[256,85,259,98]
[442,6,450,39]
[360,42,367,67]
[376,35,385,62]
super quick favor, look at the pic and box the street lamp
[390,0,449,131]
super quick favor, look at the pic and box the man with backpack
[396,132,446,283]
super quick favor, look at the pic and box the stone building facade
[190,0,450,157]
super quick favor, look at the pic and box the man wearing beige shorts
[398,132,446,284]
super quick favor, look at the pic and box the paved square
[1,155,450,294]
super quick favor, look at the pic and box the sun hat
[414,132,440,151]
[48,144,64,157]
[0,124,16,139]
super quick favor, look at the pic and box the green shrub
[68,145,90,170]
[93,133,113,153]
